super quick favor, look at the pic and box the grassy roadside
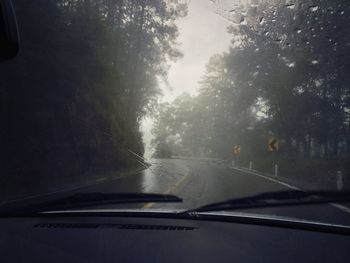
[239,158,350,190]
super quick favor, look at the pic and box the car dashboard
[0,211,349,262]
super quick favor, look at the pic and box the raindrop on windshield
[286,62,296,68]
[240,16,247,25]
[325,36,332,42]
[311,60,319,65]
[286,3,295,9]
[309,5,319,12]
[259,17,266,25]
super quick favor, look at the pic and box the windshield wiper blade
[184,190,350,213]
[1,192,182,215]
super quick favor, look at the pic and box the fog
[1,0,349,201]
[142,0,232,157]
[150,0,350,175]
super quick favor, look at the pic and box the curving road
[77,158,350,225]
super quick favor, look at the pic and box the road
[77,158,350,225]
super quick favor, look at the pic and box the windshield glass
[1,0,350,225]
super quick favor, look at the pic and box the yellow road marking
[142,173,189,209]
[142,202,154,209]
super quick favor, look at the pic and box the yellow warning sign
[233,145,241,155]
[268,138,279,152]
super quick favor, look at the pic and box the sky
[141,0,233,158]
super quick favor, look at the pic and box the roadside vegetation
[0,0,187,196]
[152,0,350,187]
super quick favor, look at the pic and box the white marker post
[274,164,278,178]
[249,161,253,170]
[336,171,343,191]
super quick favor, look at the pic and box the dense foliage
[152,0,350,164]
[0,0,186,183]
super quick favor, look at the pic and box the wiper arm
[1,192,182,215]
[185,190,350,213]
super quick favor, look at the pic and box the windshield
[1,0,350,225]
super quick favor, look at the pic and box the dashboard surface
[1,214,350,262]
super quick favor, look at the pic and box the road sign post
[337,171,343,190]
[233,145,241,155]
[274,164,278,178]
[268,137,279,176]
[233,145,241,167]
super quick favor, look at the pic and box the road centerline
[142,172,190,209]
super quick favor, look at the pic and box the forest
[0,0,187,190]
[152,0,350,179]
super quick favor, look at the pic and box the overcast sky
[142,0,232,157]
[162,0,232,101]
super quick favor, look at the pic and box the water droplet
[309,5,318,12]
[240,16,247,25]
[286,3,295,9]
[255,48,260,52]
[296,28,302,33]
[325,36,332,42]
[259,17,266,25]
[286,62,296,68]
[340,10,345,15]
[311,60,319,65]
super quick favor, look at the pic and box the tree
[152,0,350,163]
[0,0,187,189]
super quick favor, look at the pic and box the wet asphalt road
[78,158,350,225]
